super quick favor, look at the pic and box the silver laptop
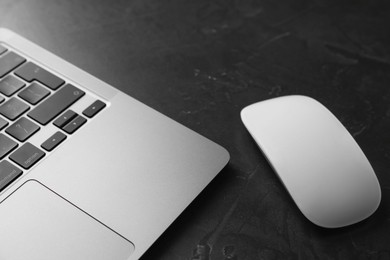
[0,28,229,259]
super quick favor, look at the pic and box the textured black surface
[1,1,390,259]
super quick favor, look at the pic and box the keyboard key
[62,115,87,134]
[0,95,4,104]
[0,97,30,120]
[9,142,45,169]
[53,110,77,128]
[0,160,22,192]
[0,134,18,159]
[15,62,64,90]
[82,100,106,118]
[0,117,8,130]
[0,75,26,96]
[0,51,26,77]
[18,82,50,105]
[28,84,85,125]
[6,117,40,142]
[0,45,6,55]
[41,131,67,151]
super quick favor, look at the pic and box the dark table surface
[1,0,390,259]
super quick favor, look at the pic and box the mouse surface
[241,95,381,228]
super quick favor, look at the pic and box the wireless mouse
[241,95,381,228]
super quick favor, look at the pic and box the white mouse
[241,95,381,228]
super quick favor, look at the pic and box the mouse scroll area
[0,180,135,260]
[241,95,381,228]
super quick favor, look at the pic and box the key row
[0,50,64,90]
[0,77,49,105]
[0,84,85,124]
[0,99,105,148]
[40,102,105,152]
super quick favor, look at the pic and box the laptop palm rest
[0,180,134,260]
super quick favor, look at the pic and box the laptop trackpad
[0,180,134,260]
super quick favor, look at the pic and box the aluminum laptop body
[0,28,229,259]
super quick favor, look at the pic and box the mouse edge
[241,95,307,127]
[241,95,315,113]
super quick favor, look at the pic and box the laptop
[0,28,229,259]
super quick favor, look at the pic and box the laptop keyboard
[0,45,106,192]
